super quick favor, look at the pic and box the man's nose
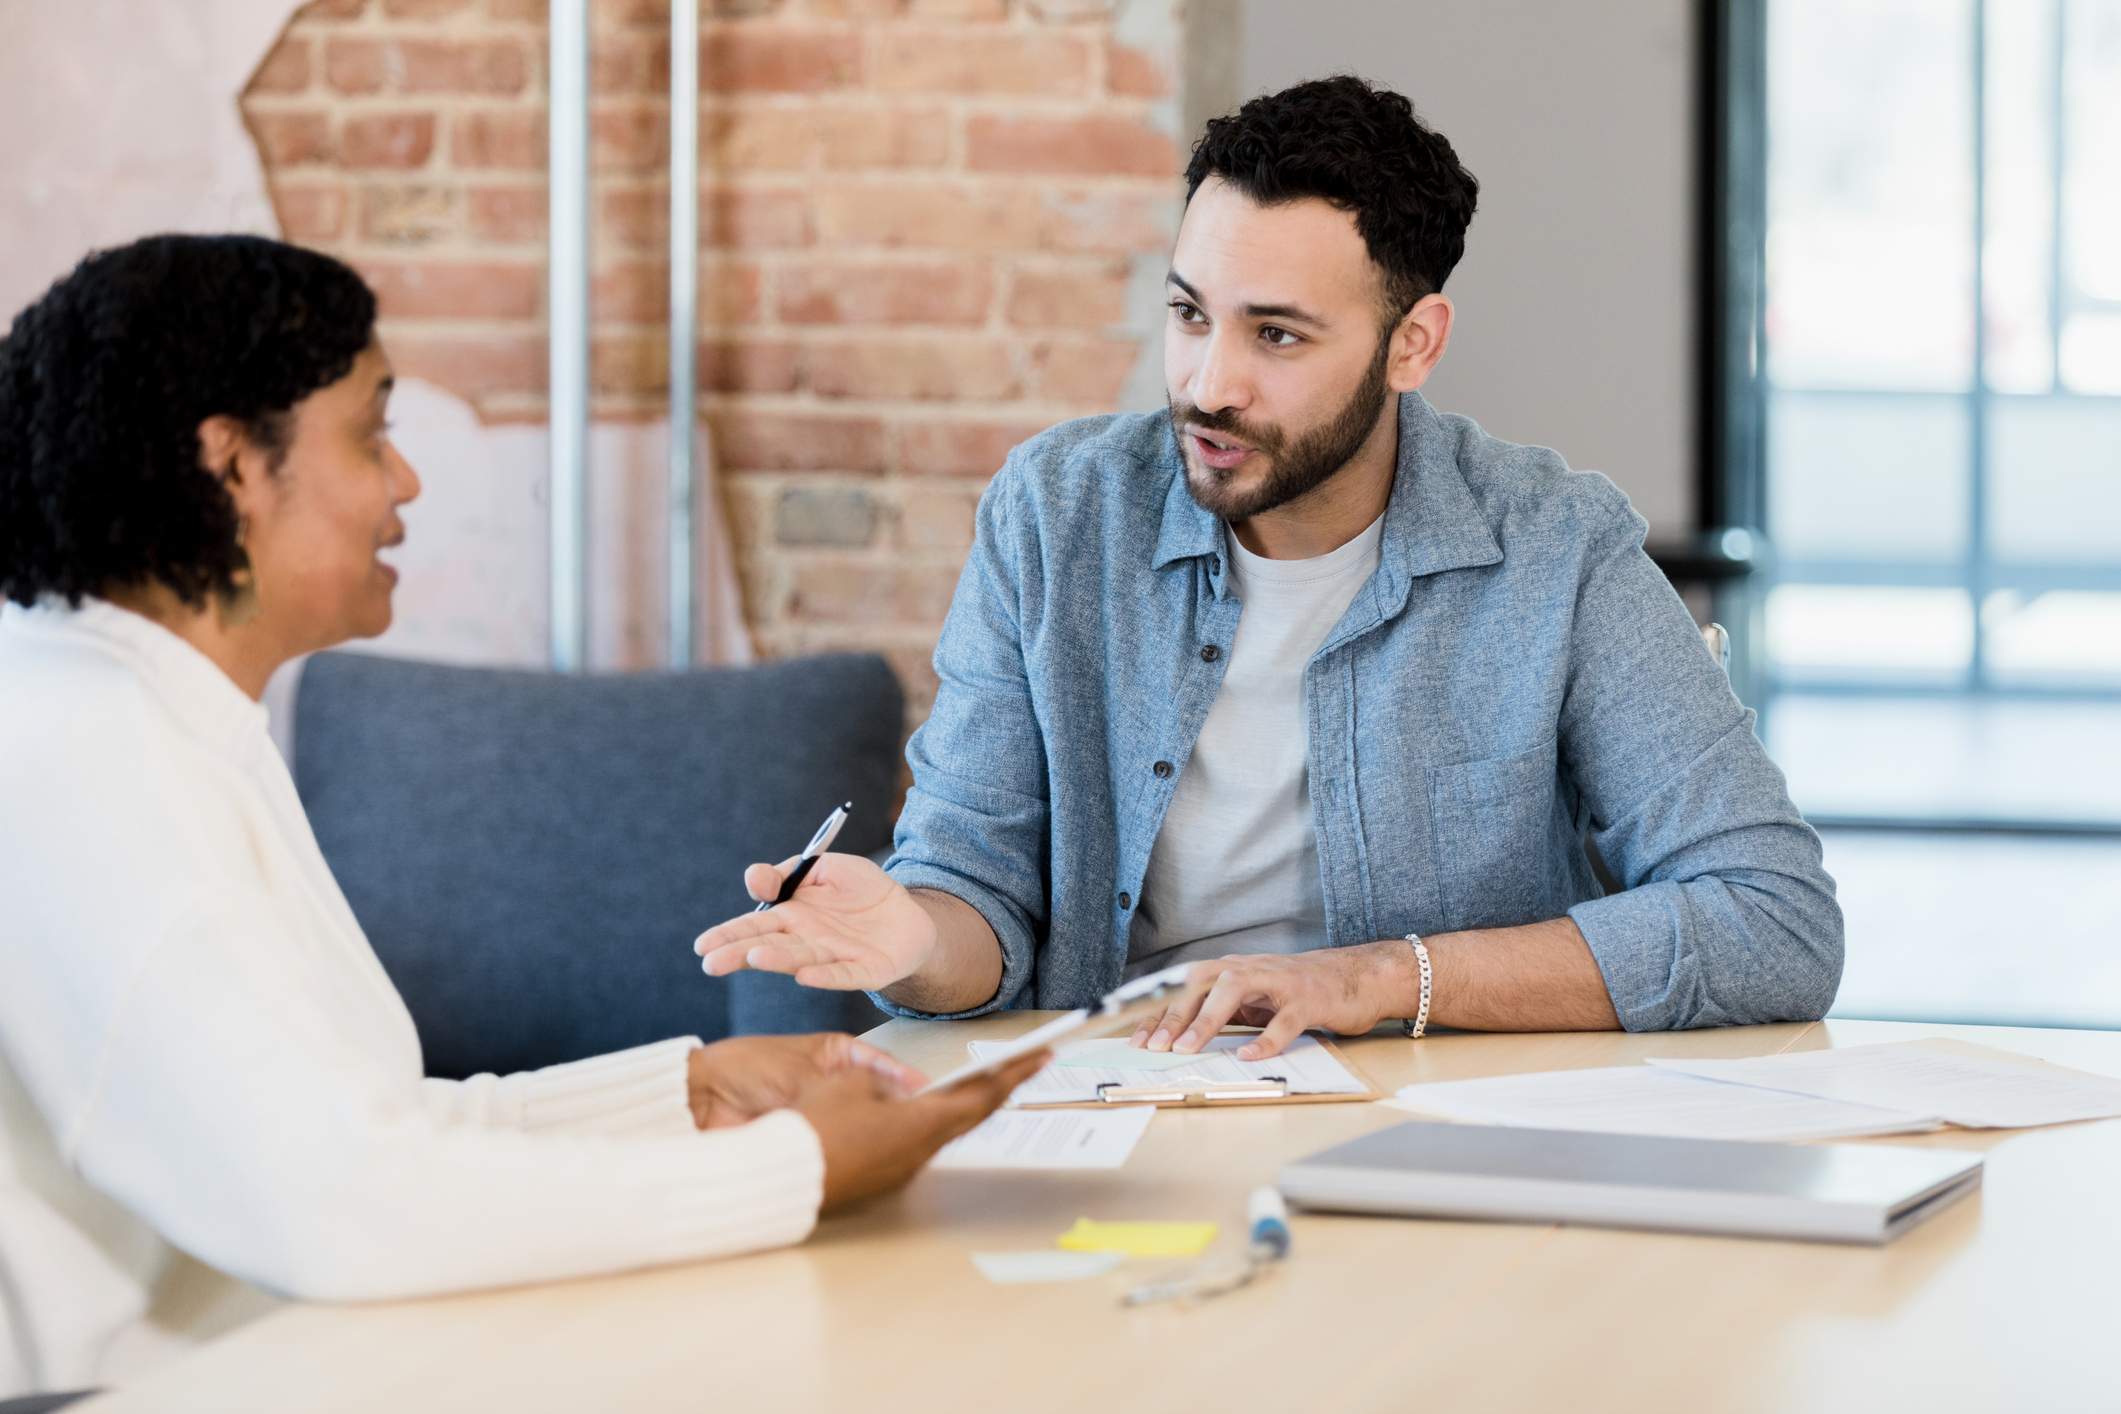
[1188,332,1250,415]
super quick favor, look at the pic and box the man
[696,76,1842,1059]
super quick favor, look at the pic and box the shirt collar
[1150,391,1503,600]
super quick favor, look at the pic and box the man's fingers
[693,910,786,958]
[1237,1009,1307,1061]
[742,861,783,904]
[1143,996,1205,1052]
[1174,971,1252,1053]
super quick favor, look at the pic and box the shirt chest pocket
[1425,737,1559,931]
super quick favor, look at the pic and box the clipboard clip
[1095,1078,1289,1106]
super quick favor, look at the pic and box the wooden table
[80,1018,2121,1413]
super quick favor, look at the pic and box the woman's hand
[693,851,940,992]
[795,1050,1052,1211]
[686,1033,923,1130]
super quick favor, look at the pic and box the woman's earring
[218,541,261,629]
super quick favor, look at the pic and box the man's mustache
[1170,403,1281,454]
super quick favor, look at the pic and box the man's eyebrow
[1164,270,1331,329]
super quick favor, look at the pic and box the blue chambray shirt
[881,392,1843,1031]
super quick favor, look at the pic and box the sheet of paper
[1387,1064,1941,1142]
[931,1106,1154,1170]
[971,1033,1369,1107]
[1647,1039,2121,1129]
[1053,1038,1206,1072]
[1056,1219,1219,1258]
[971,1251,1124,1284]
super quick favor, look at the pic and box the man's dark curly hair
[1185,75,1480,328]
[0,233,377,610]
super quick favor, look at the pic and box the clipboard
[998,1035,1383,1111]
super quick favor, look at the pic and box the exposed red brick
[592,334,668,395]
[896,485,980,550]
[786,563,959,624]
[803,336,1021,401]
[704,105,950,171]
[324,38,388,94]
[897,418,1046,476]
[592,104,668,174]
[1006,259,1132,328]
[382,0,479,16]
[1105,40,1170,98]
[813,181,1043,253]
[872,30,1091,96]
[358,184,461,244]
[592,33,672,93]
[709,410,890,473]
[593,259,671,323]
[777,261,993,326]
[359,259,542,319]
[248,111,335,167]
[341,113,438,169]
[701,28,861,92]
[966,114,1177,177]
[1038,186,1177,253]
[387,332,548,399]
[467,184,547,243]
[699,339,802,393]
[301,0,369,20]
[1028,337,1137,405]
[271,185,348,242]
[453,109,546,169]
[249,39,313,96]
[707,187,812,247]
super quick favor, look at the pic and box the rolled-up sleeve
[878,466,1050,1020]
[1559,490,1844,1031]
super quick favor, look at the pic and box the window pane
[1768,391,1968,562]
[1986,590,2121,688]
[2062,0,2121,309]
[1982,0,2058,392]
[1768,585,1973,682]
[1766,0,1973,390]
[1986,393,2121,562]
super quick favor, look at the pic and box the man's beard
[1171,336,1393,523]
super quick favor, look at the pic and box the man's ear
[1386,293,1454,393]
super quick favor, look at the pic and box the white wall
[1237,0,1700,536]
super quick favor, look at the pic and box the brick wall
[240,0,1185,716]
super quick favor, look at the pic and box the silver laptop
[1278,1121,1982,1245]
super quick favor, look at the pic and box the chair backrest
[293,651,898,1078]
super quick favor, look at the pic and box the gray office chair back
[294,651,896,1078]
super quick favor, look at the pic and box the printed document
[970,1033,1370,1107]
[931,1106,1155,1170]
[1648,1039,2121,1129]
[1387,1064,1940,1142]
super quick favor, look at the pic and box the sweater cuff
[515,1036,703,1138]
[656,1108,825,1258]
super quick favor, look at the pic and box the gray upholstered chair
[292,651,898,1079]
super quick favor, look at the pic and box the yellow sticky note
[1056,1219,1219,1259]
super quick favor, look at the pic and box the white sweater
[0,599,825,1396]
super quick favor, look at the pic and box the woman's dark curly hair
[0,233,377,610]
[1185,75,1480,329]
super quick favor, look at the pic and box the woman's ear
[196,414,270,521]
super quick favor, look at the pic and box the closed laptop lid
[1282,1121,1983,1216]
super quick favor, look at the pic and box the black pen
[754,802,853,912]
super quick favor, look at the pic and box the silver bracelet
[1401,933,1432,1040]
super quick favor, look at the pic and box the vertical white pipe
[548,0,590,672]
[667,0,699,666]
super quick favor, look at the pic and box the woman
[0,234,1039,1400]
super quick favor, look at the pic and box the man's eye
[1168,301,1205,324]
[1260,326,1300,347]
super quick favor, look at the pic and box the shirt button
[1118,891,1133,911]
[1210,555,1222,575]
[1200,644,1221,662]
[1152,760,1173,779]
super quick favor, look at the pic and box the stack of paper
[932,1107,1155,1170]
[1389,1039,2121,1142]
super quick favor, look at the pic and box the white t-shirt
[1127,513,1386,977]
